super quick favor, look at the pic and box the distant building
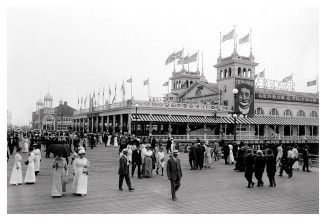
[31,93,76,131]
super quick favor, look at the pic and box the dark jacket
[196,145,205,159]
[266,155,276,174]
[166,140,172,148]
[245,154,255,173]
[132,149,142,165]
[167,157,182,181]
[118,155,129,175]
[189,145,197,159]
[254,155,266,173]
[223,144,230,158]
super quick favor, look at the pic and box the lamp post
[135,104,139,137]
[232,88,238,141]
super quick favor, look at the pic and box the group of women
[9,139,89,198]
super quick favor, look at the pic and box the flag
[98,88,100,96]
[81,96,83,105]
[165,52,175,65]
[187,52,198,63]
[307,79,317,86]
[143,79,149,86]
[177,55,189,65]
[109,85,111,96]
[255,70,265,78]
[103,87,104,96]
[239,33,249,44]
[222,29,234,42]
[85,94,87,105]
[163,81,169,86]
[93,90,95,98]
[78,98,79,104]
[121,80,125,95]
[174,49,183,59]
[126,77,132,83]
[282,74,293,82]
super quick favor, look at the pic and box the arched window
[255,107,264,116]
[228,67,232,77]
[224,69,227,78]
[243,68,247,77]
[283,109,293,117]
[220,70,223,79]
[238,67,242,77]
[297,110,306,117]
[310,111,318,118]
[269,108,279,116]
[248,69,251,77]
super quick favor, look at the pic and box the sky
[5,1,320,126]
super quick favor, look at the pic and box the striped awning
[131,114,318,126]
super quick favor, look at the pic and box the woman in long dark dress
[266,149,277,187]
[235,146,245,172]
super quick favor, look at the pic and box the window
[255,107,264,116]
[269,108,279,116]
[223,100,228,106]
[297,110,306,117]
[224,85,227,92]
[310,111,318,118]
[283,109,293,117]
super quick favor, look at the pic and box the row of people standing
[188,141,213,170]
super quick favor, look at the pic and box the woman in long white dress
[51,153,68,197]
[141,145,153,178]
[10,147,23,185]
[228,143,235,164]
[292,144,300,170]
[276,145,283,166]
[22,137,29,153]
[72,149,89,196]
[33,145,41,175]
[24,147,36,184]
[114,134,118,147]
[204,142,212,168]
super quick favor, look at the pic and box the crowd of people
[8,129,314,201]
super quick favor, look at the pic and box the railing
[74,100,228,115]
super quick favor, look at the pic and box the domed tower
[44,93,53,108]
[36,99,44,110]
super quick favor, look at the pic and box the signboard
[244,139,319,145]
[255,93,319,104]
[235,78,255,117]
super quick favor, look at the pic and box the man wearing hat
[254,150,266,187]
[167,150,182,201]
[118,148,135,191]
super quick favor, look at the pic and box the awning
[130,114,318,126]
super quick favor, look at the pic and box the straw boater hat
[78,149,86,155]
[172,150,179,155]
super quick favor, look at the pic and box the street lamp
[135,104,139,137]
[232,88,239,141]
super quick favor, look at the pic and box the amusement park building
[72,51,319,146]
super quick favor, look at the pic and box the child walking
[156,146,165,176]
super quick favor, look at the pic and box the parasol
[50,144,70,157]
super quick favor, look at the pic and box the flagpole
[219,32,221,57]
[148,77,150,101]
[102,87,104,106]
[109,86,111,105]
[250,28,252,55]
[317,74,319,94]
[234,25,236,52]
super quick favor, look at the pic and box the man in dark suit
[103,133,108,147]
[188,142,197,170]
[166,138,172,153]
[118,149,135,191]
[196,143,205,170]
[90,134,95,149]
[302,145,310,172]
[167,150,182,201]
[254,150,266,187]
[131,144,142,179]
[223,143,230,165]
[244,149,255,188]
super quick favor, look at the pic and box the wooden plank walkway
[7,143,319,214]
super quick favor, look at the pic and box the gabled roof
[178,81,220,99]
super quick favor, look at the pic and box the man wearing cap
[167,150,182,201]
[118,148,135,191]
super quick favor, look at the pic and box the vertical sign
[235,78,255,117]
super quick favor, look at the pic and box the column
[113,115,116,133]
[203,123,207,141]
[101,116,104,132]
[120,114,123,133]
[168,122,172,138]
[149,122,153,136]
[128,113,131,134]
[257,124,259,139]
[186,122,190,140]
[91,117,94,133]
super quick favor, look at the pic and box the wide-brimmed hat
[78,149,86,155]
[172,150,179,155]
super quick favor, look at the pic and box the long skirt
[23,142,29,153]
[51,168,66,196]
[10,162,23,185]
[205,155,212,167]
[34,155,41,172]
[292,159,300,170]
[72,168,88,194]
[24,162,36,183]
[142,157,153,178]
[228,152,234,163]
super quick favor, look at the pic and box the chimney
[64,101,67,106]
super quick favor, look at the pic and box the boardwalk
[7,143,319,214]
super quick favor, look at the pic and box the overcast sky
[6,1,319,126]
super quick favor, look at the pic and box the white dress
[227,144,234,163]
[108,135,111,146]
[156,151,165,169]
[276,146,283,165]
[205,146,212,167]
[23,138,29,153]
[72,157,89,195]
[24,152,36,183]
[114,137,118,146]
[33,149,41,173]
[10,153,23,185]
[292,148,300,170]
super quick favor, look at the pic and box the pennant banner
[163,81,169,86]
[177,56,189,65]
[307,79,317,86]
[165,52,175,65]
[174,49,183,59]
[126,78,132,83]
[143,79,149,86]
[255,70,265,78]
[239,33,249,44]
[282,75,293,82]
[187,52,198,63]
[222,29,235,42]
